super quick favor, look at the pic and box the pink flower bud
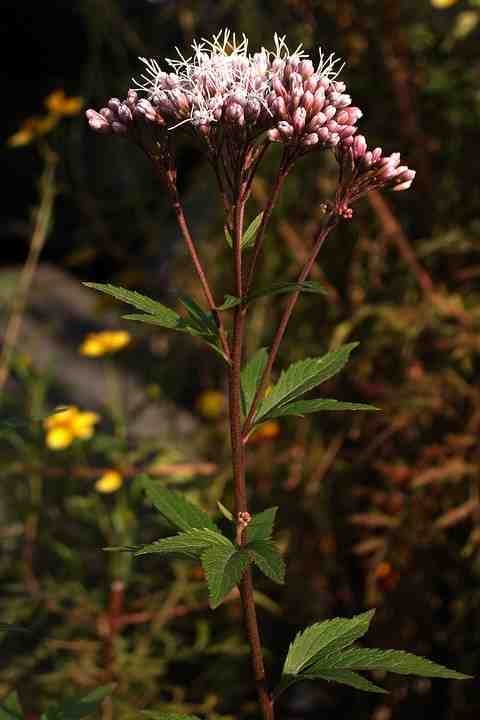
[301,90,315,112]
[372,147,383,163]
[347,107,363,123]
[299,60,315,78]
[324,106,337,121]
[317,127,330,143]
[302,132,319,146]
[335,110,351,125]
[100,107,114,122]
[271,96,288,120]
[353,134,367,159]
[86,109,111,134]
[293,107,307,133]
[304,75,319,93]
[311,89,326,114]
[268,128,282,142]
[273,77,288,99]
[309,112,327,130]
[108,98,121,112]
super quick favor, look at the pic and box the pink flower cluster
[86,90,163,137]
[334,134,416,216]
[267,67,362,151]
[85,31,415,208]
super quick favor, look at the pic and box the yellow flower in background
[431,0,460,7]
[79,330,131,357]
[250,420,281,444]
[7,115,58,147]
[196,389,225,419]
[95,470,123,494]
[7,89,83,148]
[45,89,84,117]
[44,406,100,450]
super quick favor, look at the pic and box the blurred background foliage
[1,0,480,718]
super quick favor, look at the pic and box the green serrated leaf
[310,646,472,680]
[246,507,278,542]
[241,212,264,249]
[267,398,379,419]
[177,295,218,336]
[135,528,232,558]
[225,212,264,250]
[247,540,285,584]
[303,670,388,694]
[247,280,326,305]
[83,283,181,323]
[201,545,251,609]
[120,313,188,330]
[0,693,22,720]
[255,343,359,424]
[218,282,325,312]
[241,348,269,417]
[217,294,242,311]
[41,685,114,720]
[283,610,375,676]
[217,500,234,522]
[142,478,218,532]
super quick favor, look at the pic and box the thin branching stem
[163,173,231,361]
[242,212,339,438]
[245,151,291,295]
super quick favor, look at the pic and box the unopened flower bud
[293,106,307,133]
[324,105,337,121]
[100,107,115,122]
[108,98,121,112]
[117,104,133,124]
[317,127,330,143]
[372,147,383,163]
[273,77,288,99]
[311,89,326,114]
[353,134,367,158]
[302,132,319,146]
[85,109,111,134]
[301,90,315,112]
[304,75,319,93]
[309,111,327,130]
[268,128,282,142]
[299,59,315,78]
[271,96,288,119]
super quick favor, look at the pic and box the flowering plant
[84,30,467,719]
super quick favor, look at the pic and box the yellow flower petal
[95,470,123,493]
[79,337,106,356]
[45,89,84,116]
[71,411,100,439]
[46,427,74,450]
[196,390,225,419]
[250,420,280,443]
[44,406,78,429]
[79,330,131,356]
[431,0,460,7]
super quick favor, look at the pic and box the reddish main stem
[228,197,274,720]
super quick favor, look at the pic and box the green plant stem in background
[0,146,57,397]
